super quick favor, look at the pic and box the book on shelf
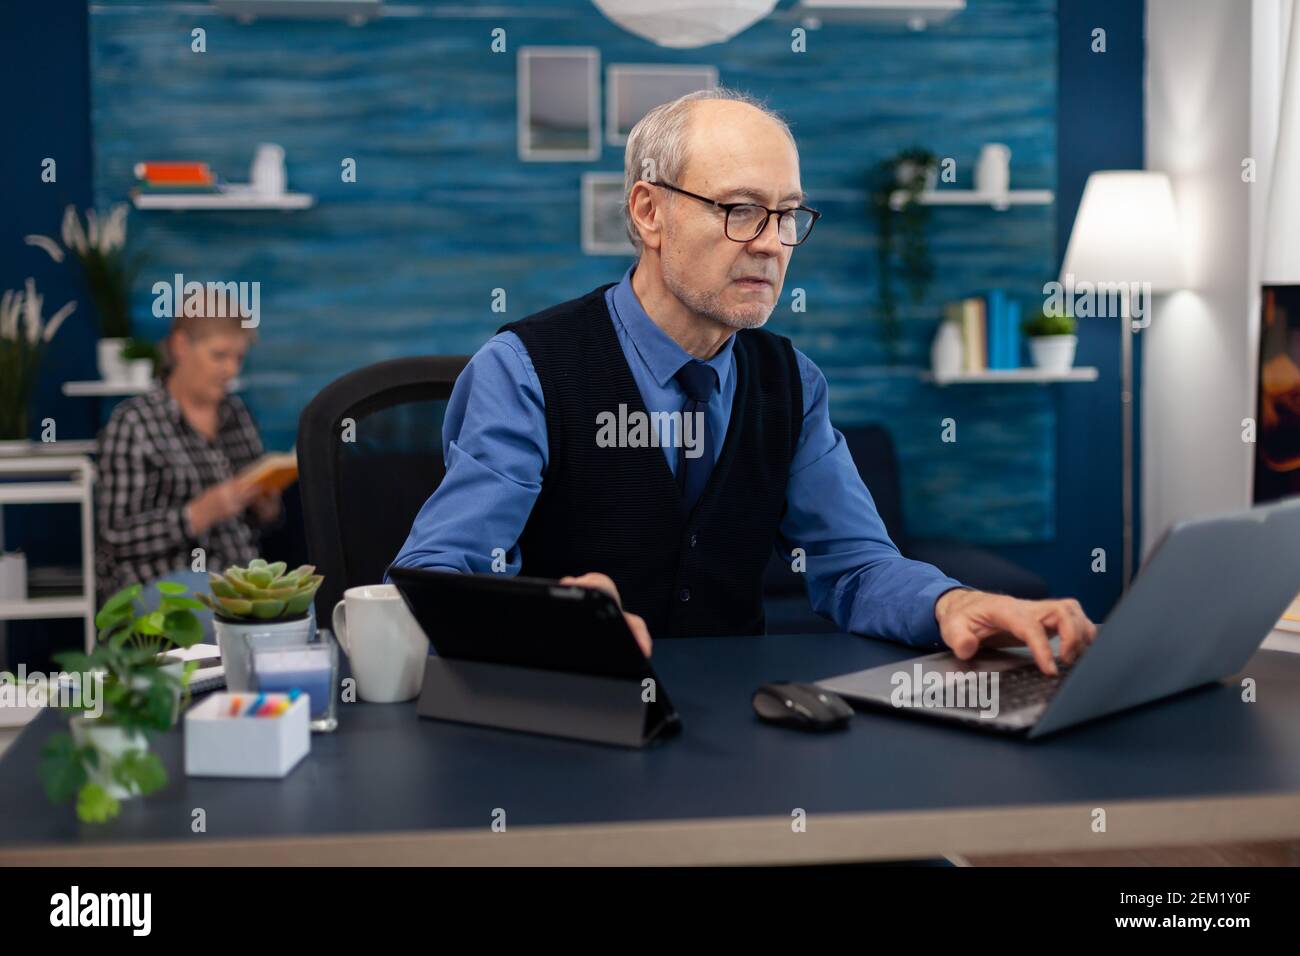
[133,161,215,186]
[945,291,1025,374]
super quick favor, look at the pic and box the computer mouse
[752,681,854,731]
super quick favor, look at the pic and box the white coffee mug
[332,584,427,703]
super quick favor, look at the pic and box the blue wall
[3,0,1146,627]
[87,0,1058,545]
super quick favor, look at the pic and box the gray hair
[622,86,797,253]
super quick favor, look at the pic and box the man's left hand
[934,588,1098,676]
[250,489,282,525]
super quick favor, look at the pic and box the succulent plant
[198,559,322,622]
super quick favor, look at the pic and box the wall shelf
[889,189,1054,211]
[131,190,315,211]
[920,367,1098,385]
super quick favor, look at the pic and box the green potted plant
[120,337,160,387]
[869,147,938,352]
[38,582,205,823]
[199,559,323,692]
[25,203,142,385]
[0,278,76,449]
[1022,309,1079,373]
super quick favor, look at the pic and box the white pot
[126,358,154,387]
[215,614,316,693]
[97,338,130,384]
[69,717,148,800]
[1028,335,1077,374]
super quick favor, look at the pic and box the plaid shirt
[95,384,265,602]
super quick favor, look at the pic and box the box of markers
[184,691,310,778]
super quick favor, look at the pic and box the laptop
[815,495,1300,738]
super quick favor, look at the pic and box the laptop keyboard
[990,660,1075,711]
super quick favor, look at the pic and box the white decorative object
[250,143,287,197]
[96,337,130,384]
[1028,334,1078,374]
[0,550,26,600]
[592,0,777,48]
[930,320,963,379]
[974,143,1011,202]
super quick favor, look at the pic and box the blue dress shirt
[390,264,967,647]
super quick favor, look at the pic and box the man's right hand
[559,572,653,657]
[186,477,258,536]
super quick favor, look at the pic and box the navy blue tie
[673,360,718,513]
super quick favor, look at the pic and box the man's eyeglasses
[654,181,821,247]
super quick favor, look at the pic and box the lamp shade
[1060,171,1186,291]
[592,0,777,48]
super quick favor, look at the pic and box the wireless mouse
[752,681,854,731]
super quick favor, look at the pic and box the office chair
[297,355,470,621]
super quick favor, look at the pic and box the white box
[184,692,310,778]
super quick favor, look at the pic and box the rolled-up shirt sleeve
[778,349,969,648]
[387,332,547,577]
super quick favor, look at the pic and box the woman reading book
[94,293,284,609]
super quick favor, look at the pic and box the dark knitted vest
[500,283,802,638]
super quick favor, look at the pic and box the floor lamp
[1060,171,1186,591]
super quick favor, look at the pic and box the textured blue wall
[88,0,1059,547]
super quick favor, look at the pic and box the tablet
[388,566,680,728]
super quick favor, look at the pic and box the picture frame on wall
[581,172,635,255]
[606,64,719,146]
[518,47,601,161]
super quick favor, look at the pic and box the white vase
[97,338,130,384]
[69,717,148,800]
[126,358,154,387]
[930,321,964,379]
[215,614,316,693]
[1029,335,1078,373]
[250,143,286,197]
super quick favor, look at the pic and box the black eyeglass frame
[653,180,821,246]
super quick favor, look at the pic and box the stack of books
[131,161,220,194]
[942,290,1025,371]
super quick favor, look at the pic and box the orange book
[237,451,298,494]
[132,161,214,185]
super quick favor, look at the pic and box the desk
[2,633,1299,865]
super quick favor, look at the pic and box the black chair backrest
[762,422,909,597]
[297,355,470,620]
[840,424,908,547]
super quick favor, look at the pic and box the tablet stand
[416,656,678,748]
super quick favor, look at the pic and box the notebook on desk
[162,643,225,695]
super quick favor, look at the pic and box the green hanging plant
[868,147,937,353]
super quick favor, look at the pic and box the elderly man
[392,87,1096,674]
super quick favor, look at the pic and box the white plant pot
[215,614,316,693]
[69,717,148,800]
[1028,335,1077,374]
[126,358,154,387]
[97,338,130,384]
